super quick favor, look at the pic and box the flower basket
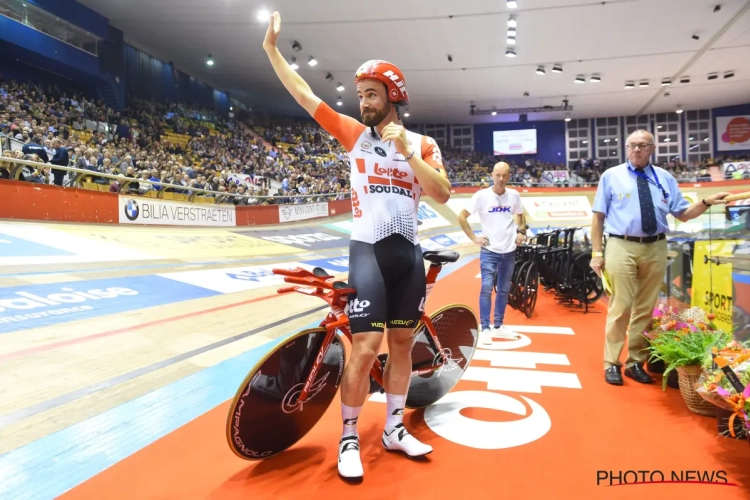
[677,365,717,416]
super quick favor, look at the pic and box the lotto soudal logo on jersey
[489,206,512,213]
[345,298,370,314]
[366,184,413,198]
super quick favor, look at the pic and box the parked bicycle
[226,250,479,461]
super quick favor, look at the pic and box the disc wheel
[226,327,345,461]
[571,251,603,304]
[406,304,479,409]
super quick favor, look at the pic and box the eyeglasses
[627,143,654,150]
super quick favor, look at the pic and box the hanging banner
[721,161,750,176]
[118,197,236,227]
[540,171,570,184]
[716,116,750,152]
[691,240,739,332]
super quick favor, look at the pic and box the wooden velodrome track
[1,207,750,500]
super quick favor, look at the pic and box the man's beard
[361,106,388,127]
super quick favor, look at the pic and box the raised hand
[263,11,281,51]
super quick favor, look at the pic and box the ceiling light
[689,136,695,140]
[624,81,634,89]
[257,9,269,21]
[590,73,601,82]
[724,71,734,78]
[565,113,571,122]
[661,78,671,86]
[575,74,585,83]
[665,138,671,142]
[664,92,670,97]
[206,54,214,66]
[704,137,709,141]
[308,56,317,66]
[505,48,516,57]
[552,64,562,73]
[707,73,718,80]
[292,41,302,52]
[325,72,334,82]
[639,80,649,87]
[536,65,545,75]
[336,83,344,92]
[336,97,342,106]
[290,57,298,70]
[404,112,410,117]
[491,110,497,116]
[507,0,518,8]
[680,76,690,83]
[507,26,517,35]
[657,125,662,129]
[508,15,517,28]
[507,36,516,45]
[604,139,610,143]
[676,105,683,113]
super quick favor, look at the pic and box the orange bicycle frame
[272,262,446,406]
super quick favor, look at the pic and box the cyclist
[263,12,452,479]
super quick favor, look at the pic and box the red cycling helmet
[354,60,409,105]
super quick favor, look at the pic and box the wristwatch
[702,198,709,206]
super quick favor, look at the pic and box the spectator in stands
[21,135,49,163]
[48,138,69,186]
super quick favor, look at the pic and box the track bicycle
[226,249,479,461]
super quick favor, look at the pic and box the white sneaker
[492,325,520,340]
[382,424,433,457]
[479,328,493,345]
[338,436,364,478]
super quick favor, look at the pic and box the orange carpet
[61,259,750,500]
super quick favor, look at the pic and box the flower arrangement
[644,304,717,341]
[696,343,750,431]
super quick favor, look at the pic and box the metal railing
[0,156,350,205]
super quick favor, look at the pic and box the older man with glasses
[589,129,730,386]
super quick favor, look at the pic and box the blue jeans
[479,248,516,330]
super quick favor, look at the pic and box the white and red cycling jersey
[313,102,447,245]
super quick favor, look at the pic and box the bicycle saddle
[423,250,459,264]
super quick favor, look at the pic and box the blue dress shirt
[592,162,690,237]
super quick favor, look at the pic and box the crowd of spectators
[1,76,748,206]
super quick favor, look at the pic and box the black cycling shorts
[346,234,426,334]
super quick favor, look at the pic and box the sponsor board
[420,239,445,251]
[0,276,220,334]
[722,161,750,176]
[430,234,457,248]
[521,196,593,221]
[540,170,570,184]
[417,202,451,230]
[716,116,750,152]
[55,226,297,258]
[119,197,236,227]
[278,203,329,223]
[159,262,331,294]
[236,227,346,250]
[446,198,480,224]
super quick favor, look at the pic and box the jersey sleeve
[312,101,366,152]
[591,173,610,215]
[420,136,447,177]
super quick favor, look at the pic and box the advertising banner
[118,197,236,227]
[278,203,329,223]
[716,116,750,152]
[540,170,570,184]
[721,161,750,176]
[691,240,739,332]
[521,196,593,221]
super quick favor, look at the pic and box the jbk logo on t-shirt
[488,206,512,213]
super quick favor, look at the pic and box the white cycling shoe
[382,423,433,457]
[338,436,364,478]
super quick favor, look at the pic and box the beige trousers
[603,237,667,369]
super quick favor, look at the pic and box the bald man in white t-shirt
[457,162,525,345]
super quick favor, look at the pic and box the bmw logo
[124,199,140,221]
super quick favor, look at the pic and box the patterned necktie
[636,168,657,235]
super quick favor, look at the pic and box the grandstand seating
[1,77,748,207]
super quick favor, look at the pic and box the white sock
[341,403,361,439]
[385,393,406,429]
